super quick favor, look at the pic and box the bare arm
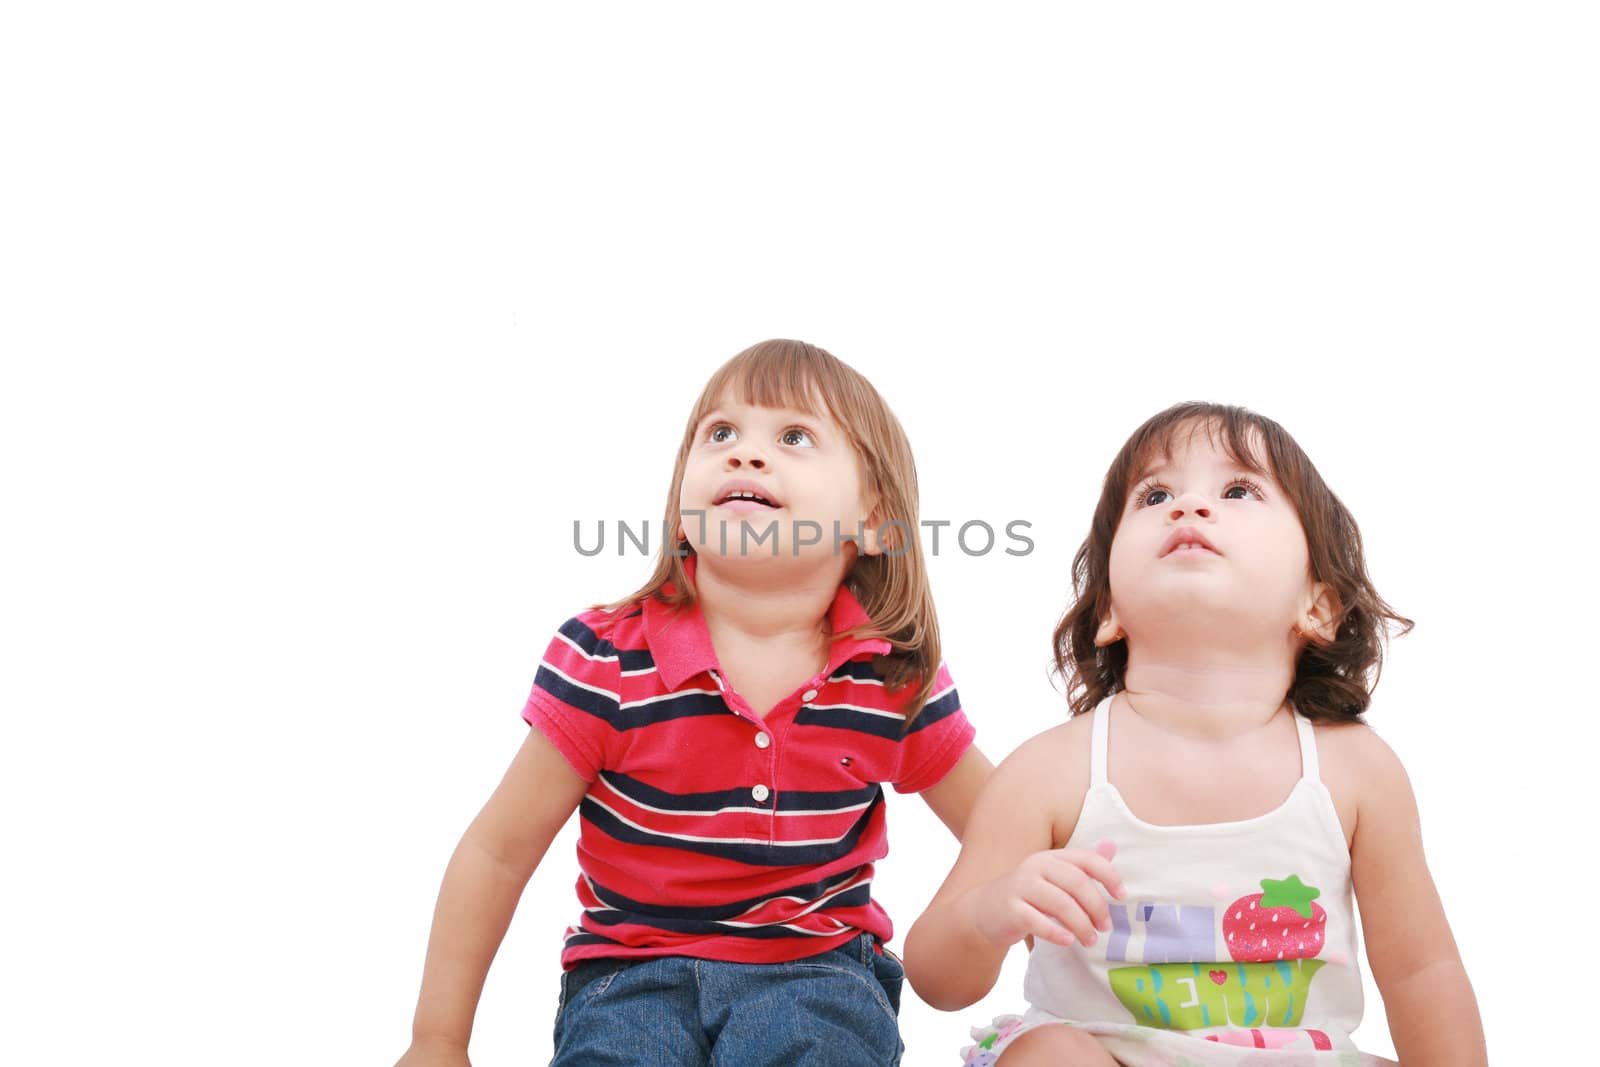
[401,727,589,1055]
[903,721,1119,1011]
[1348,729,1486,1066]
[918,745,995,840]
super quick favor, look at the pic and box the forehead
[1130,418,1272,479]
[698,388,838,428]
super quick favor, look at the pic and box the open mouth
[1161,527,1220,557]
[714,487,782,509]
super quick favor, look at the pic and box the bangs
[1125,413,1275,487]
[683,339,851,442]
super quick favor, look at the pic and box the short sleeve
[892,660,977,794]
[521,613,624,783]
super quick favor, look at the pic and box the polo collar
[642,555,893,690]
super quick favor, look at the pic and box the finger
[993,893,1076,949]
[1037,861,1116,934]
[1016,899,1079,949]
[1057,847,1125,900]
[1046,850,1127,913]
[1094,838,1117,862]
[1022,880,1102,947]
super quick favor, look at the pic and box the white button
[801,689,818,702]
[752,784,770,803]
[754,732,770,749]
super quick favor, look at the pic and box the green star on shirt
[1259,874,1321,919]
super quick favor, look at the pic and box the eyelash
[1131,476,1266,508]
[706,423,814,446]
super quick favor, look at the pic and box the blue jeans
[549,932,905,1066]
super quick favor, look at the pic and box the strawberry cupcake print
[1224,875,1325,962]
[1107,874,1332,1036]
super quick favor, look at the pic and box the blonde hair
[606,339,944,724]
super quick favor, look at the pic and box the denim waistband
[833,930,878,967]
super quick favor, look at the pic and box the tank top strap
[1294,711,1321,782]
[1090,698,1111,786]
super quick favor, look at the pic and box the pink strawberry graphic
[1223,875,1326,962]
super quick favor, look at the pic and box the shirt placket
[708,667,829,845]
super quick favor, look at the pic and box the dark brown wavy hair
[606,339,944,725]
[1051,402,1412,723]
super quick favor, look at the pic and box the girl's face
[678,394,878,561]
[1104,426,1321,646]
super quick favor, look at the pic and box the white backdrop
[5,3,1596,1065]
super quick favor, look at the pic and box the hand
[394,1036,471,1067]
[969,839,1124,950]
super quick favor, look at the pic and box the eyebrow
[1132,463,1271,484]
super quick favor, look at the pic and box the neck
[690,555,847,649]
[1120,638,1296,740]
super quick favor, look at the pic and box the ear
[1295,581,1341,645]
[856,499,885,557]
[1094,606,1125,647]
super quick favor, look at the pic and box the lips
[714,479,782,509]
[1161,526,1220,557]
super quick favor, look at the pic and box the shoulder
[848,655,960,726]
[902,658,962,716]
[1001,710,1094,771]
[1310,718,1413,844]
[575,602,644,642]
[547,603,646,657]
[984,711,1096,847]
[535,605,646,690]
[1313,717,1407,783]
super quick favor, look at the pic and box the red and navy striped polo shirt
[522,568,976,969]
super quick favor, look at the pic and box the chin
[1124,587,1252,627]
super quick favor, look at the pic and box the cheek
[1105,535,1137,596]
[678,469,709,510]
[1254,526,1313,588]
[825,475,868,517]
[1275,522,1313,571]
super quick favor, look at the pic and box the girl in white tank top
[997,699,1373,1063]
[902,404,1485,1066]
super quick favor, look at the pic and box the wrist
[409,1030,469,1053]
[959,879,1007,948]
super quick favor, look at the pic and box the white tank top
[1021,699,1370,1053]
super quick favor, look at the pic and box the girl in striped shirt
[396,339,993,1066]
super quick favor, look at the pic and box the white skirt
[959,1007,1398,1067]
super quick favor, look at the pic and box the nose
[1166,492,1211,521]
[725,450,766,471]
